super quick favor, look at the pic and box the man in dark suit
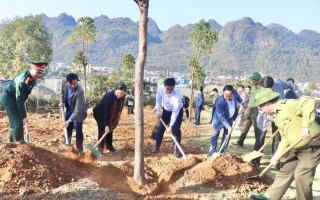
[58,73,87,154]
[209,85,246,156]
[195,86,204,125]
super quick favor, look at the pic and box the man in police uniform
[251,88,320,200]
[0,61,47,142]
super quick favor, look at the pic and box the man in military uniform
[251,88,320,200]
[232,72,261,147]
[0,61,47,142]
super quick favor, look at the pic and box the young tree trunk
[133,0,149,184]
[189,70,195,122]
[83,64,87,102]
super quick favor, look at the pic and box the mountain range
[32,13,320,81]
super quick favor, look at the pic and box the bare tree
[133,0,149,184]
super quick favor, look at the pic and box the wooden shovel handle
[258,129,279,153]
[275,137,303,161]
[159,118,187,158]
[259,137,303,177]
[97,131,109,145]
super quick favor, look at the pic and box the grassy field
[187,110,320,199]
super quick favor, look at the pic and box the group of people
[1,62,320,199]
[206,72,319,200]
[0,61,134,156]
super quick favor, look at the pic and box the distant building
[56,63,68,69]
[49,63,59,71]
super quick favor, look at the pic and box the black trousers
[97,123,114,150]
[252,122,281,166]
[185,108,189,119]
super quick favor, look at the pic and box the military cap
[30,61,48,74]
[249,72,262,80]
[254,88,280,106]
[182,95,186,98]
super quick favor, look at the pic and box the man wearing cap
[209,88,220,124]
[0,61,47,142]
[251,88,320,200]
[58,73,87,154]
[182,95,190,119]
[252,77,302,169]
[232,72,261,147]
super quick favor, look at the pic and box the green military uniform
[0,70,36,142]
[235,72,261,146]
[251,89,320,200]
[0,61,46,142]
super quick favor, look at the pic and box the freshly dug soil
[0,142,96,197]
[90,153,273,197]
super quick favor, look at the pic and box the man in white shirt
[152,78,183,157]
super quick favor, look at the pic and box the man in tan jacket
[236,85,249,130]
[58,73,87,154]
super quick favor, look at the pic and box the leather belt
[307,135,320,146]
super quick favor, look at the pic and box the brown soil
[0,142,96,197]
[0,106,273,198]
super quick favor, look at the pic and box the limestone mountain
[35,13,320,81]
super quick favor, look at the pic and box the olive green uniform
[0,70,36,142]
[236,84,261,146]
[265,99,320,200]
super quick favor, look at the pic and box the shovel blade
[210,152,220,159]
[247,174,262,179]
[243,151,264,162]
[61,141,72,147]
[86,144,101,158]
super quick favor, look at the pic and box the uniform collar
[273,101,282,118]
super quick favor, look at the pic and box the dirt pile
[90,154,273,197]
[0,142,96,197]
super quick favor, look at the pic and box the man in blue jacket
[209,85,246,156]
[195,86,204,125]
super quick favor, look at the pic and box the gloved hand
[59,103,64,108]
[156,114,161,119]
[270,153,280,166]
[300,127,311,140]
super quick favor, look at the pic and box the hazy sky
[0,0,319,33]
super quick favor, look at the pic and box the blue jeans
[195,105,203,124]
[209,119,233,155]
[156,108,183,150]
[65,107,84,152]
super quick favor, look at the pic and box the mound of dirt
[0,142,96,197]
[89,154,273,197]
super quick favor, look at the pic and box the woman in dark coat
[93,83,127,155]
[125,89,135,119]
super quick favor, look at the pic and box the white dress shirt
[155,86,183,126]
[227,100,235,119]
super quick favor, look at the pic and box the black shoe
[231,142,243,147]
[152,147,160,153]
[252,161,260,168]
[148,135,156,140]
[174,149,180,157]
[107,149,118,153]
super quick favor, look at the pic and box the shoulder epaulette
[24,77,32,84]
